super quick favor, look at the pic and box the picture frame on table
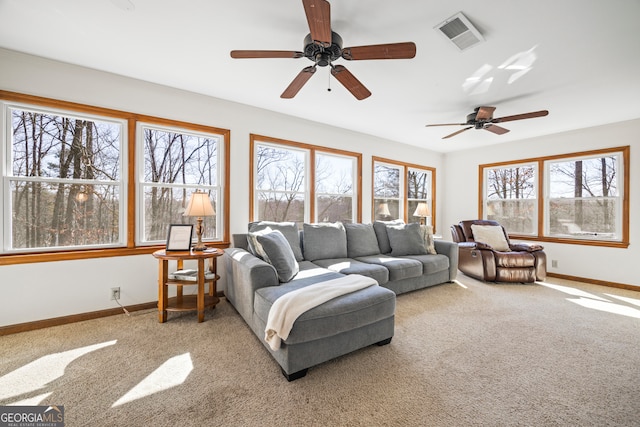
[166,224,193,251]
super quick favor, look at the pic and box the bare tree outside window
[373,163,401,220]
[548,154,619,239]
[9,108,123,250]
[315,153,354,223]
[141,125,221,243]
[407,168,432,225]
[485,164,537,234]
[255,144,306,222]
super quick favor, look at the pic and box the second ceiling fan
[230,0,416,100]
[426,106,549,139]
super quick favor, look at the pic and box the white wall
[0,48,445,326]
[443,119,639,286]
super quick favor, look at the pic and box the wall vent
[435,12,484,51]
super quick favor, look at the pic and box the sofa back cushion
[373,219,404,254]
[386,222,428,256]
[248,221,303,261]
[303,222,348,261]
[345,223,380,258]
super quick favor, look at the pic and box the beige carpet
[1,276,639,426]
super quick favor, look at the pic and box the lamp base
[192,243,208,251]
[192,217,207,251]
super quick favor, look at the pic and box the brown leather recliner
[451,220,546,283]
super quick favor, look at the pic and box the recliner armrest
[474,241,496,251]
[457,242,477,249]
[509,243,544,252]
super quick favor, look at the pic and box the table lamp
[413,202,430,225]
[378,202,391,219]
[183,190,215,251]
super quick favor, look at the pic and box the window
[254,142,307,222]
[251,135,361,224]
[483,162,537,235]
[546,152,622,241]
[373,157,436,228]
[480,147,629,247]
[3,103,126,253]
[138,123,225,245]
[373,162,402,220]
[1,91,230,264]
[315,152,356,223]
[407,167,433,226]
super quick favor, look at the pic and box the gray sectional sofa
[223,221,458,380]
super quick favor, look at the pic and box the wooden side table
[152,249,222,323]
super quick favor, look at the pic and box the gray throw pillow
[345,223,380,257]
[386,222,428,256]
[248,221,303,261]
[373,219,404,254]
[256,229,299,282]
[302,222,348,261]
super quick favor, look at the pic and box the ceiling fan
[230,0,416,100]
[426,106,549,139]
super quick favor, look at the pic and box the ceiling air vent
[435,12,484,51]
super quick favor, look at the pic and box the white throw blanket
[264,274,377,351]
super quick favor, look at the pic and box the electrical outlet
[111,287,121,300]
[552,260,558,268]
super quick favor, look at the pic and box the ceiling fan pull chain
[327,72,332,92]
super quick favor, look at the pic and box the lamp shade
[378,202,391,217]
[183,191,215,217]
[413,202,430,217]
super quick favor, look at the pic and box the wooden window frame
[0,90,230,265]
[372,156,437,232]
[250,134,362,224]
[479,146,630,248]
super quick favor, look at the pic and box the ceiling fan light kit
[230,0,416,100]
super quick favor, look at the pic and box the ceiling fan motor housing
[304,32,343,67]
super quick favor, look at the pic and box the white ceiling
[1,0,640,153]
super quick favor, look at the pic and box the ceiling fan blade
[426,123,467,127]
[492,110,549,123]
[475,106,496,121]
[230,50,304,59]
[303,0,332,47]
[342,42,417,60]
[484,124,510,135]
[281,66,317,99]
[330,65,371,100]
[442,127,473,139]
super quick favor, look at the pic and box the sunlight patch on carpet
[0,340,117,401]
[605,293,640,308]
[6,392,52,406]
[452,280,468,289]
[112,353,193,407]
[568,297,640,319]
[538,282,609,301]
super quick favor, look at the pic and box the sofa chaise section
[223,221,458,380]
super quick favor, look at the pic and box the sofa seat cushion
[354,255,423,281]
[254,276,396,345]
[400,254,450,275]
[312,258,389,285]
[494,251,535,268]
